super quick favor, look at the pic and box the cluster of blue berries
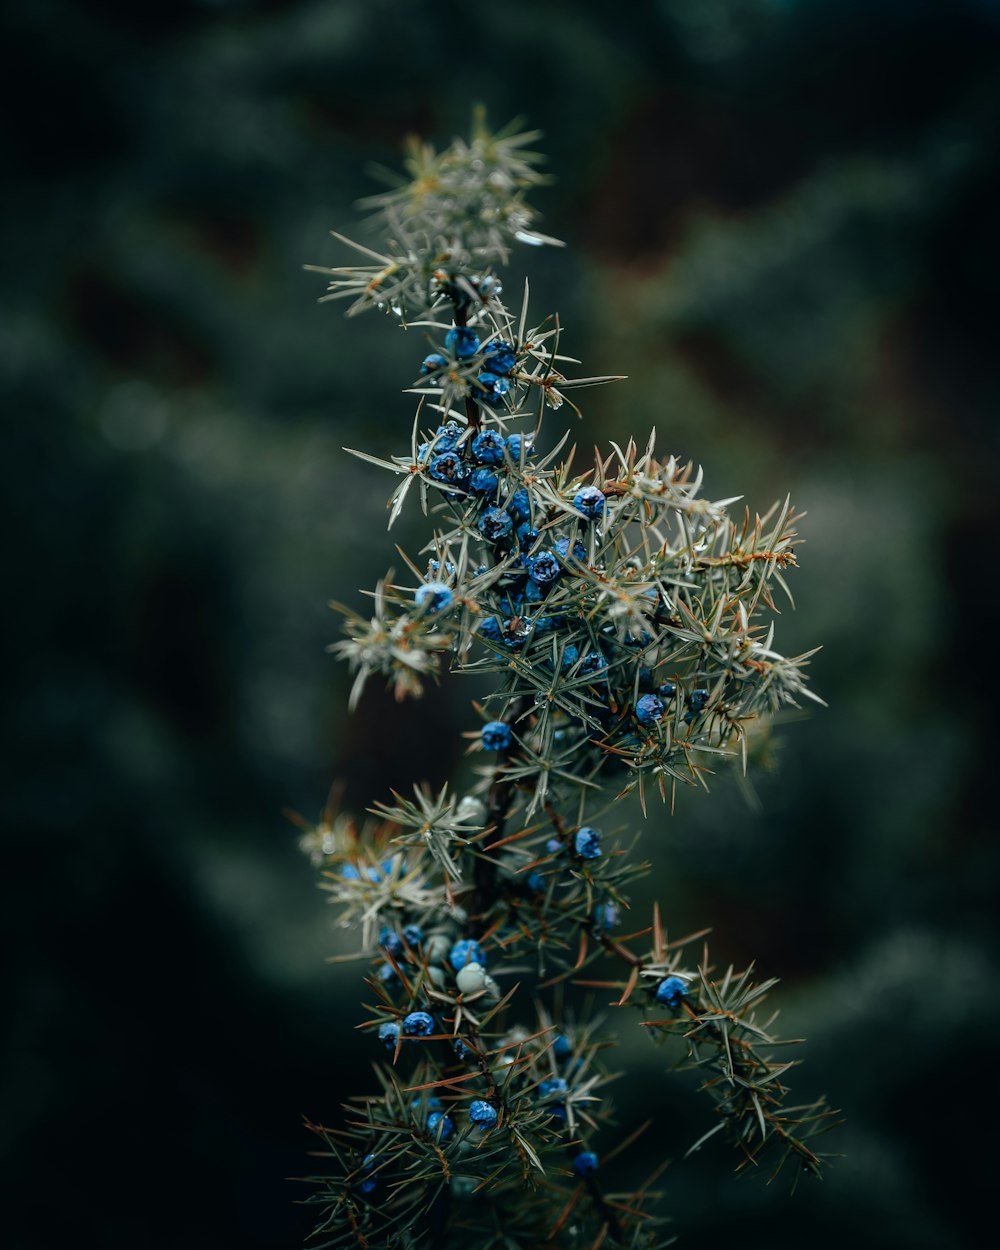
[420,332,518,408]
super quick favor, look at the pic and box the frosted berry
[635,694,665,726]
[427,1111,454,1140]
[655,975,688,1007]
[378,1021,401,1051]
[455,962,488,994]
[481,721,513,751]
[445,326,480,358]
[403,1011,435,1036]
[478,508,513,542]
[402,924,423,946]
[572,485,605,520]
[572,1151,598,1176]
[574,827,602,859]
[428,451,468,486]
[483,340,516,374]
[423,934,451,964]
[528,551,560,584]
[546,837,562,855]
[450,939,486,971]
[471,429,506,464]
[468,1100,498,1130]
[421,353,447,375]
[415,581,453,613]
[433,421,462,450]
[469,467,499,496]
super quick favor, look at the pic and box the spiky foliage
[300,115,838,1250]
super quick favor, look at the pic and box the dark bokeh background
[3,1,999,1247]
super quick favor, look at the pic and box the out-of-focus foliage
[2,2,998,1249]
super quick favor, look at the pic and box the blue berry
[528,551,560,585]
[526,871,545,892]
[477,275,503,300]
[635,694,664,726]
[539,1077,568,1098]
[506,487,531,521]
[658,681,676,700]
[501,617,531,648]
[377,964,399,987]
[445,326,480,358]
[638,666,654,691]
[624,628,653,648]
[553,1034,573,1059]
[572,486,605,520]
[433,422,462,450]
[421,353,447,375]
[654,975,688,1007]
[572,1151,598,1176]
[403,1011,435,1036]
[546,837,563,855]
[340,864,360,881]
[481,721,513,751]
[560,645,580,672]
[554,537,587,563]
[378,1021,401,1051]
[468,1100,498,1130]
[427,1111,454,1140]
[476,371,511,406]
[574,827,602,859]
[534,615,559,635]
[428,451,468,486]
[378,926,403,956]
[483,340,516,374]
[480,616,502,643]
[452,1036,473,1061]
[505,433,533,461]
[686,688,709,712]
[524,578,546,603]
[592,901,620,930]
[478,508,513,542]
[580,652,608,677]
[357,1153,382,1195]
[415,581,453,613]
[450,939,486,971]
[516,523,539,549]
[402,924,423,946]
[469,467,499,496]
[471,430,505,464]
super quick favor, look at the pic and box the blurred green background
[3,1,998,1246]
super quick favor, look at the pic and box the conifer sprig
[300,117,837,1250]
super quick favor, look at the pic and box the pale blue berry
[415,581,453,613]
[506,487,530,521]
[468,1100,498,1130]
[445,326,480,358]
[524,578,546,603]
[592,901,620,930]
[480,616,502,643]
[402,924,422,946]
[573,485,605,520]
[539,1077,568,1098]
[450,939,486,971]
[635,694,664,725]
[505,433,533,461]
[546,837,562,855]
[428,451,468,486]
[421,353,447,375]
[476,371,510,406]
[574,827,602,859]
[554,536,587,562]
[481,721,513,751]
[655,975,688,1007]
[340,864,360,881]
[560,645,580,671]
